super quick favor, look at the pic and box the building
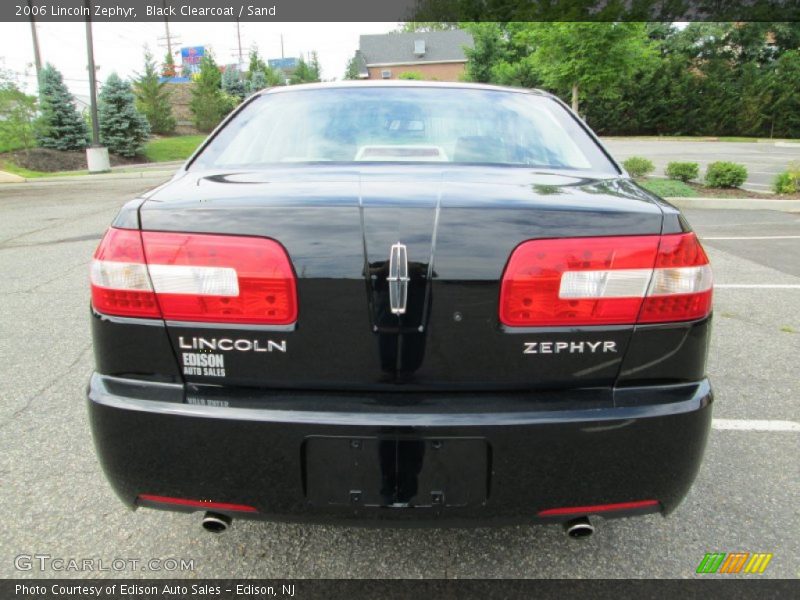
[353,29,474,81]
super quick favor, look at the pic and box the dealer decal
[182,353,226,377]
[177,336,287,378]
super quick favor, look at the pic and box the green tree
[0,68,38,152]
[247,70,267,94]
[190,54,231,132]
[247,46,268,78]
[344,56,361,80]
[162,50,177,77]
[763,50,800,138]
[308,51,322,82]
[98,73,150,157]
[133,50,176,135]
[246,47,283,90]
[290,55,322,85]
[523,23,654,114]
[36,63,88,151]
[398,22,457,32]
[222,67,246,101]
[462,23,508,83]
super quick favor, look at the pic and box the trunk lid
[140,165,664,391]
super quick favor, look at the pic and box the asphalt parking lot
[0,175,798,579]
[603,138,800,193]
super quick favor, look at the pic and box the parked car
[88,82,713,537]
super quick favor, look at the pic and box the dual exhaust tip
[201,512,232,534]
[564,517,595,538]
[200,512,595,538]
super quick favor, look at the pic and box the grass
[0,134,205,179]
[0,161,88,179]
[143,135,206,162]
[637,178,698,198]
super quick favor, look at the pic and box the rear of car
[88,83,713,532]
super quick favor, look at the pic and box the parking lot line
[712,419,800,432]
[701,236,800,241]
[714,284,800,289]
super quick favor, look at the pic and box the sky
[0,21,398,95]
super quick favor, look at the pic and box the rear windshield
[190,87,618,173]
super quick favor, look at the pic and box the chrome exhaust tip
[564,517,594,538]
[202,512,231,533]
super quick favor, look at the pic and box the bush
[0,69,38,152]
[773,162,800,194]
[398,71,424,80]
[705,161,748,188]
[665,161,699,182]
[622,156,655,177]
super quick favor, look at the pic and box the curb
[666,197,800,212]
[1,170,177,186]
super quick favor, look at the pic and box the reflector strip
[137,494,258,513]
[648,265,713,296]
[559,265,713,299]
[90,260,152,291]
[538,499,660,517]
[148,264,239,296]
[559,268,652,299]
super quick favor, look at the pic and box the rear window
[190,87,617,173]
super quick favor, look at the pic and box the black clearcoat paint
[88,374,712,526]
[88,84,712,526]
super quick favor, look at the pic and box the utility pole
[84,0,109,172]
[235,18,244,69]
[157,0,182,71]
[163,0,173,56]
[27,0,42,84]
[280,34,284,59]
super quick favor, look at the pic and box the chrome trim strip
[89,376,711,428]
[164,320,296,332]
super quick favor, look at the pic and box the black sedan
[88,82,713,537]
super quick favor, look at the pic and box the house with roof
[352,29,474,81]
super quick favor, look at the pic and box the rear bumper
[88,373,712,527]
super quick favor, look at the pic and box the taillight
[91,228,297,325]
[499,233,712,327]
[90,228,160,318]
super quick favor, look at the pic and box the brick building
[352,30,474,81]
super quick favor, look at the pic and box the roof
[258,80,552,99]
[358,29,474,67]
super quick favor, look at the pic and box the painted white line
[702,236,800,241]
[714,284,800,289]
[712,419,800,432]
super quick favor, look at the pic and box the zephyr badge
[387,242,410,315]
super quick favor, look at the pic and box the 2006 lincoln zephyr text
[88,81,713,537]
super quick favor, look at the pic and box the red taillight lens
[90,228,160,318]
[638,233,713,323]
[91,228,298,325]
[142,232,297,325]
[499,233,712,326]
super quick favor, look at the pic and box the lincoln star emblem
[387,242,410,315]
